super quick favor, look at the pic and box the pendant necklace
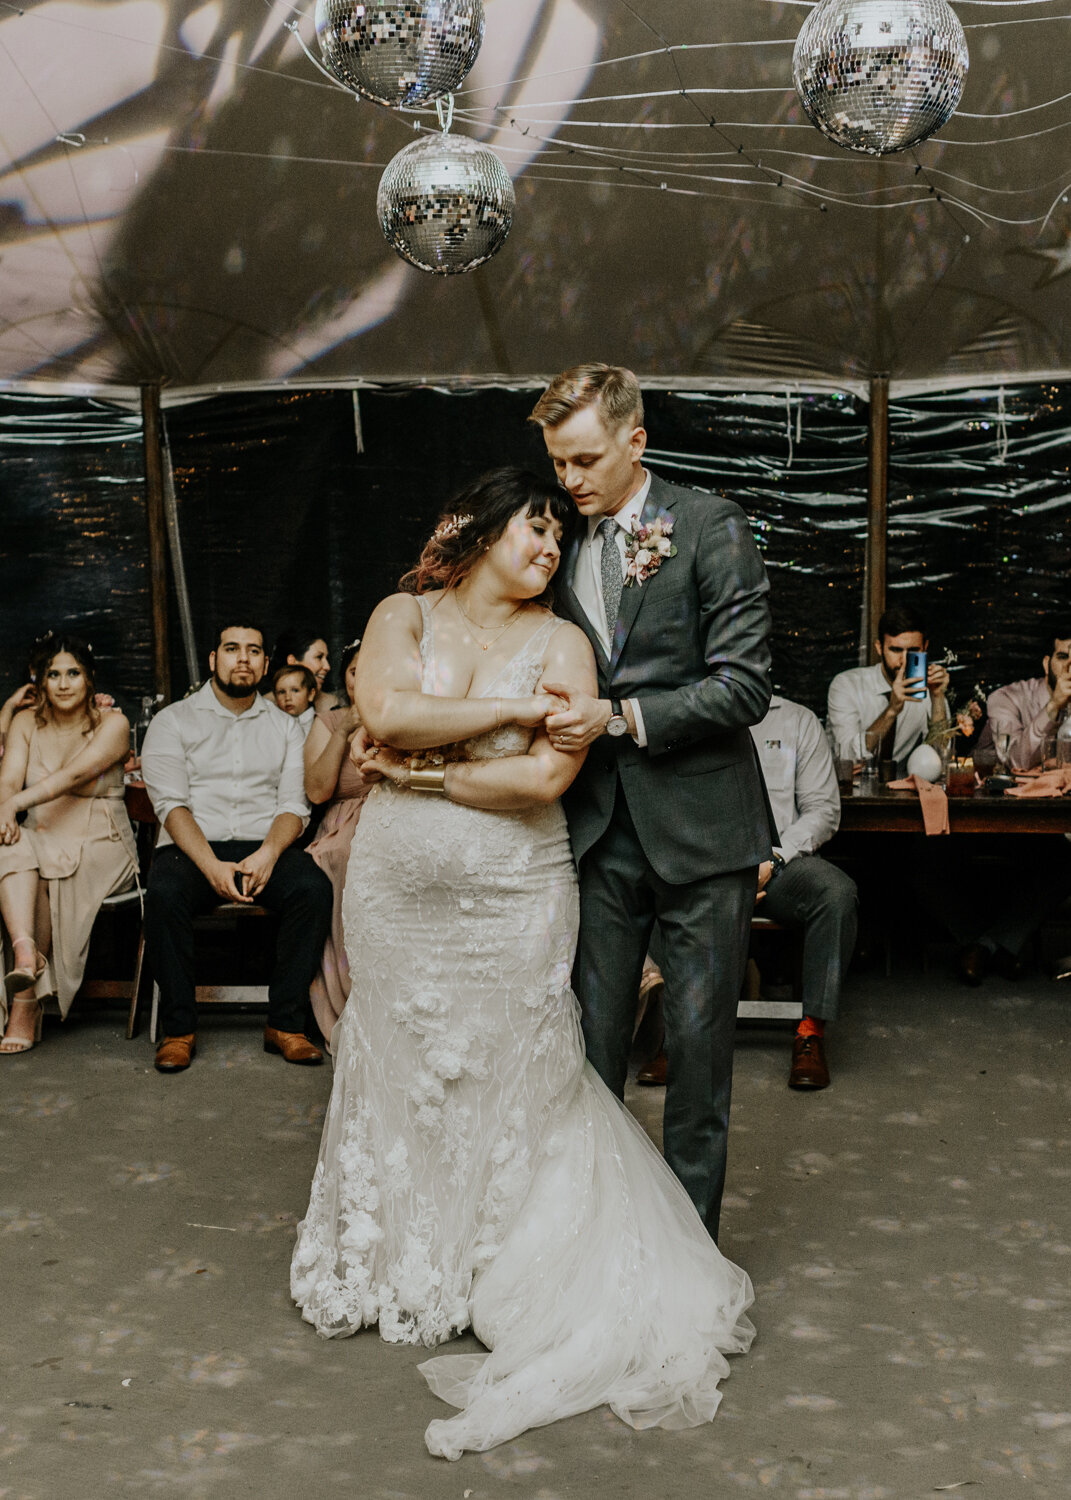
[454,592,523,651]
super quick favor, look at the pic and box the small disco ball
[315,0,484,108]
[792,0,968,155]
[377,132,514,274]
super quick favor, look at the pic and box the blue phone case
[905,649,926,698]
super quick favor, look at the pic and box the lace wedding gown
[291,597,755,1459]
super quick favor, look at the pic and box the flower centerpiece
[923,651,986,785]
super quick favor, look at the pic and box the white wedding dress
[291,596,755,1459]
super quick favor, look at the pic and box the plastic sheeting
[1,385,1067,727]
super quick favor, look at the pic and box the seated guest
[273,629,338,711]
[827,605,950,764]
[955,623,1071,983]
[639,694,858,1091]
[304,638,372,1045]
[0,633,137,1054]
[272,664,317,737]
[141,620,333,1073]
[975,624,1071,770]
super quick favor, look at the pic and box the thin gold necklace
[454,592,524,651]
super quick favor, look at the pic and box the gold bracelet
[409,766,447,796]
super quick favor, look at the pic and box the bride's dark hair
[399,468,571,606]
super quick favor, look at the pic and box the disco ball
[377,133,514,274]
[793,0,968,155]
[315,0,484,108]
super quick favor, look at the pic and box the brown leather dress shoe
[263,1027,324,1065]
[788,1033,830,1090]
[155,1034,196,1072]
[956,943,987,987]
[636,1049,667,1087]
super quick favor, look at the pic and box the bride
[290,468,755,1459]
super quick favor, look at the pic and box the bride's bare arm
[356,593,556,749]
[371,624,597,810]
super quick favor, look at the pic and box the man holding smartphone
[141,621,333,1073]
[827,605,950,764]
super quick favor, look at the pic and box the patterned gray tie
[598,516,623,635]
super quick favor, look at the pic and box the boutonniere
[623,516,676,586]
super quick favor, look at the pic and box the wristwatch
[605,698,629,738]
[767,852,786,881]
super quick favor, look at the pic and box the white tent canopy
[2,0,1070,397]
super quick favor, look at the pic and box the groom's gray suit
[556,471,777,1240]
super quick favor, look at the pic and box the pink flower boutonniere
[623,516,677,587]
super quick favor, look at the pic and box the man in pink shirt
[961,624,1071,983]
[975,628,1071,770]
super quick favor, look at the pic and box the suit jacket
[555,473,777,883]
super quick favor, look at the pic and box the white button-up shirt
[572,471,651,745]
[142,681,309,848]
[826,661,932,762]
[751,696,840,864]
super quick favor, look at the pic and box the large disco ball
[793,0,968,155]
[377,133,514,274]
[315,0,484,108]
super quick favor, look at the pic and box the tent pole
[862,374,888,664]
[141,383,172,703]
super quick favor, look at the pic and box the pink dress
[306,708,370,1045]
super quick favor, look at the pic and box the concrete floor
[2,968,1070,1499]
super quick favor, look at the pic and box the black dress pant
[144,841,333,1037]
[574,784,758,1243]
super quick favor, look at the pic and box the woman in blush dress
[290,469,755,1459]
[0,633,136,1053]
[303,638,370,1046]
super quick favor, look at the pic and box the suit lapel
[558,528,610,677]
[608,475,677,673]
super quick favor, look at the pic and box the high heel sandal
[0,997,43,1054]
[3,938,46,999]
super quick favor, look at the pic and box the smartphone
[905,648,927,699]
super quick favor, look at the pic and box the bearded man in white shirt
[826,605,949,764]
[141,622,333,1073]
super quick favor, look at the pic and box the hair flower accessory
[434,513,473,541]
[623,516,676,587]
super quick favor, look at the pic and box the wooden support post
[862,375,889,664]
[141,383,171,704]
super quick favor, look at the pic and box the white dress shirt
[826,661,932,762]
[572,472,651,745]
[142,680,310,848]
[751,697,840,864]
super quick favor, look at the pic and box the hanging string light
[377,97,515,273]
[315,0,485,108]
[793,0,969,156]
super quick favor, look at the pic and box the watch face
[607,716,628,737]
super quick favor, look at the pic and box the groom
[532,364,776,1241]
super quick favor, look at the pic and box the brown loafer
[636,1048,667,1087]
[788,1033,830,1090]
[155,1034,196,1073]
[263,1027,323,1066]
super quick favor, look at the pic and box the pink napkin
[1005,768,1071,798]
[887,775,950,835]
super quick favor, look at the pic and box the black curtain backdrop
[1,384,1067,727]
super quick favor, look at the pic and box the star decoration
[1015,233,1071,289]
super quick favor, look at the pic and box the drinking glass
[993,731,1012,775]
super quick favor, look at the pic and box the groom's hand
[543,682,614,751]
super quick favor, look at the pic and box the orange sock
[796,1015,825,1039]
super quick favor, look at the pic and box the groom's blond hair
[529,363,643,433]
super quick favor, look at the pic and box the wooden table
[839,783,1070,835]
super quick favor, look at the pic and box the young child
[272,664,317,738]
